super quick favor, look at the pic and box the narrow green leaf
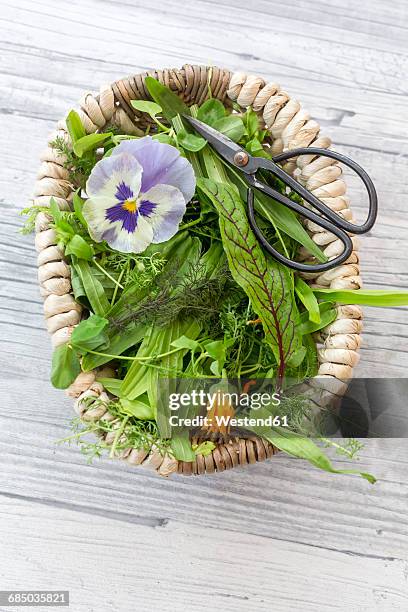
[145,76,190,121]
[73,133,112,157]
[253,189,327,263]
[73,192,88,228]
[66,110,86,143]
[73,259,110,316]
[171,431,196,462]
[299,301,337,335]
[314,288,408,307]
[254,424,376,484]
[51,344,81,389]
[49,197,62,223]
[295,277,321,324]
[120,396,155,420]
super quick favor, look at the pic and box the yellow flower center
[122,199,137,213]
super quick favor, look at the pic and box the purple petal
[115,181,134,202]
[139,200,157,218]
[106,203,138,233]
[111,137,196,202]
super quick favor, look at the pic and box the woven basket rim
[33,64,362,477]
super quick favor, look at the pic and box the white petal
[86,152,143,200]
[108,216,154,254]
[139,184,186,243]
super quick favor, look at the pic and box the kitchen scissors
[184,115,378,272]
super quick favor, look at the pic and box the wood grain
[1,0,408,609]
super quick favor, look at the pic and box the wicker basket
[33,65,362,476]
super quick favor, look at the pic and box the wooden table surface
[1,1,408,610]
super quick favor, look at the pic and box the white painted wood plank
[0,496,406,612]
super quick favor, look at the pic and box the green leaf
[73,133,112,157]
[198,179,302,379]
[51,343,81,389]
[253,189,327,263]
[171,335,200,351]
[177,129,207,152]
[131,99,162,119]
[197,99,225,125]
[73,192,88,227]
[145,76,190,121]
[313,288,408,307]
[66,110,86,143]
[73,259,110,316]
[82,325,147,370]
[152,133,174,144]
[243,107,260,139]
[245,138,268,158]
[204,339,226,361]
[171,431,196,462]
[213,115,245,142]
[120,396,155,420]
[96,377,123,396]
[252,423,376,484]
[49,197,62,223]
[295,277,321,324]
[65,235,94,260]
[70,315,108,351]
[193,441,216,457]
[298,301,337,335]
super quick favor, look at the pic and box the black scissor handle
[246,179,353,273]
[256,147,378,235]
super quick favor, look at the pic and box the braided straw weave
[33,65,362,477]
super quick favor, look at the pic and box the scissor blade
[183,115,243,165]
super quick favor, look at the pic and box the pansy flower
[82,136,196,253]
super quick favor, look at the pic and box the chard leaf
[51,343,81,389]
[295,277,321,324]
[199,179,302,383]
[313,288,408,307]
